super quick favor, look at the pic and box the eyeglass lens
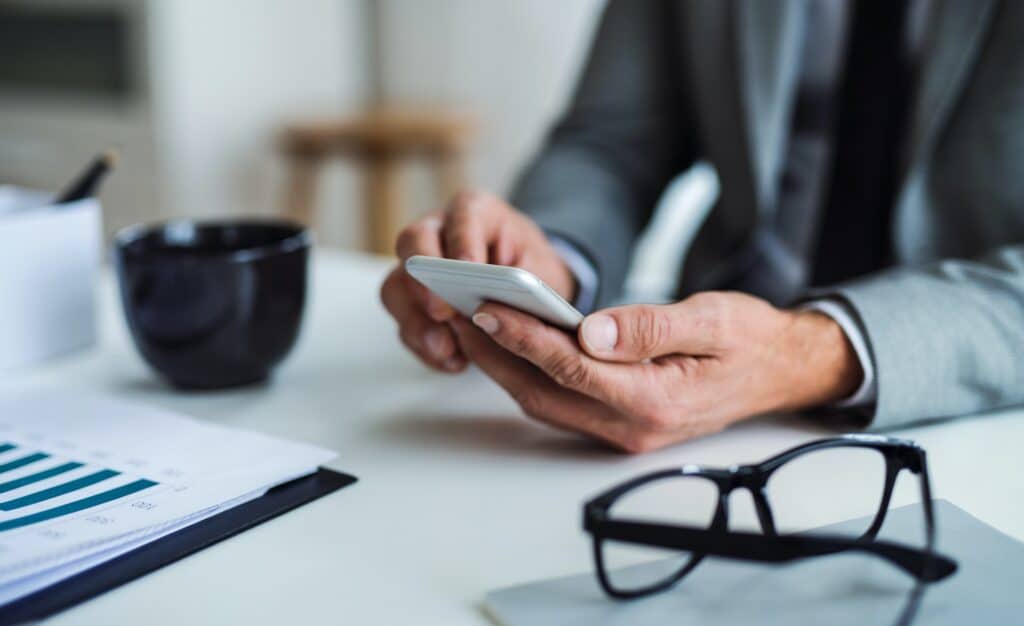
[600,474,718,594]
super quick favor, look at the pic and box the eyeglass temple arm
[590,520,957,582]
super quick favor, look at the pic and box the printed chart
[0,393,336,607]
[0,443,158,533]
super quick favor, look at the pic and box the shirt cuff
[549,235,599,315]
[800,299,878,408]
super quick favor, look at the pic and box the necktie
[811,0,911,286]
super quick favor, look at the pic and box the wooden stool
[280,108,476,255]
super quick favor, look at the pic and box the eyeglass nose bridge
[893,446,926,473]
[717,465,779,535]
[722,464,767,490]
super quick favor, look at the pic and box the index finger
[471,302,631,407]
[442,191,506,263]
[450,317,635,447]
[394,215,455,321]
[395,214,443,260]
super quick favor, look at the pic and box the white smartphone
[405,256,583,330]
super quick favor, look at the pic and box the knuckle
[510,332,535,356]
[450,188,482,211]
[547,353,590,389]
[445,228,473,252]
[633,405,672,431]
[632,307,673,354]
[395,221,434,257]
[617,432,659,455]
[684,290,733,346]
[691,292,731,332]
[510,387,545,419]
[451,188,504,217]
[443,217,480,257]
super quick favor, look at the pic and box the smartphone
[405,256,583,330]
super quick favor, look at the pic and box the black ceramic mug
[114,219,310,389]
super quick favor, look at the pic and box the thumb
[578,303,716,362]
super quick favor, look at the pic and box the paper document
[0,392,336,606]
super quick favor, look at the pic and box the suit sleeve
[510,0,699,308]
[825,245,1024,429]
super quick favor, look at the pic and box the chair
[280,108,476,255]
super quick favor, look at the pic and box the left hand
[450,292,862,453]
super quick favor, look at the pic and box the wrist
[777,309,864,411]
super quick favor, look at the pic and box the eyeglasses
[583,435,956,621]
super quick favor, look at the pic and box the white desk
[5,249,1023,625]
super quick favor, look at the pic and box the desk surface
[5,249,1022,625]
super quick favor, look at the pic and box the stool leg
[367,153,403,255]
[285,155,321,227]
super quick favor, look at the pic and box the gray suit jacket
[512,0,1024,430]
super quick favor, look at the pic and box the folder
[0,467,356,625]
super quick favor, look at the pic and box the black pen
[54,149,119,204]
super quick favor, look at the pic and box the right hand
[380,190,577,373]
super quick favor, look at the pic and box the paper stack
[0,392,337,606]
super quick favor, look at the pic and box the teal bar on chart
[0,452,49,474]
[0,443,15,454]
[0,479,158,532]
[0,462,84,494]
[0,469,120,510]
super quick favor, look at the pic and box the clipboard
[0,467,356,625]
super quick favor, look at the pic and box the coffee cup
[113,219,310,389]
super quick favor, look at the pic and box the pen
[54,148,119,204]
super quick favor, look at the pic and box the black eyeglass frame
[583,434,957,600]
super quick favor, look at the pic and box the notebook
[484,500,1021,625]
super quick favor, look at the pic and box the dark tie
[811,0,911,286]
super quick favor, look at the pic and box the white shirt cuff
[548,235,599,314]
[800,299,877,408]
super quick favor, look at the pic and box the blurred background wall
[0,0,600,245]
[375,0,601,198]
[0,0,714,300]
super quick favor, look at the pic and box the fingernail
[581,314,618,352]
[472,312,500,335]
[424,327,449,358]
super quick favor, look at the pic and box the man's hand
[452,292,863,453]
[380,190,576,372]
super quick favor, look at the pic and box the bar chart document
[0,392,337,605]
